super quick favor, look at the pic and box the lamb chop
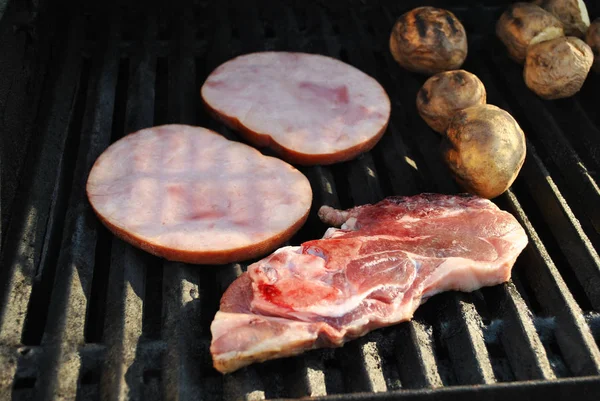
[210,194,528,373]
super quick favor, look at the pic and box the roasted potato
[496,3,564,63]
[416,70,487,134]
[534,0,590,38]
[442,104,526,199]
[586,18,600,73]
[524,36,593,99]
[389,7,467,75]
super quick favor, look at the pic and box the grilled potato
[586,18,600,73]
[534,0,590,38]
[524,36,593,99]
[389,7,467,75]
[496,3,564,63]
[416,70,486,134]
[442,104,526,199]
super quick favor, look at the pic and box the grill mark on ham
[297,82,351,105]
[210,194,528,373]
[201,52,391,165]
[86,124,312,264]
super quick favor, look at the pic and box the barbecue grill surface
[2,0,600,400]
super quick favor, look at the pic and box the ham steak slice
[210,194,528,373]
[201,52,391,165]
[86,124,312,264]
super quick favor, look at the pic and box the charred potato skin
[416,70,487,134]
[587,18,600,73]
[534,0,590,38]
[524,36,593,99]
[442,105,526,199]
[496,3,564,63]
[389,7,467,75]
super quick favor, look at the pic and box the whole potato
[496,3,564,63]
[586,18,600,73]
[534,0,590,38]
[389,7,467,75]
[524,36,593,99]
[416,70,487,134]
[442,105,526,199]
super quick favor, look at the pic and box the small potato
[442,104,526,199]
[586,18,600,73]
[496,3,564,63]
[389,7,467,75]
[534,0,590,38]
[416,70,486,134]
[524,36,593,99]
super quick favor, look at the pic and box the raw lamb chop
[201,52,391,165]
[210,194,528,373]
[86,124,312,264]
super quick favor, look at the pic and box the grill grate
[2,0,600,400]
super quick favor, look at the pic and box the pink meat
[86,124,312,264]
[210,194,528,373]
[201,52,391,165]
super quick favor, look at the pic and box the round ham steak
[86,125,312,264]
[201,52,391,165]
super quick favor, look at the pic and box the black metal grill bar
[100,241,147,401]
[32,14,117,400]
[284,355,328,397]
[161,263,204,399]
[439,295,496,385]
[543,100,600,171]
[394,320,443,389]
[278,375,600,401]
[482,283,555,381]
[501,190,600,376]
[518,147,600,309]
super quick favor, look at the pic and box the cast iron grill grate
[2,0,600,400]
